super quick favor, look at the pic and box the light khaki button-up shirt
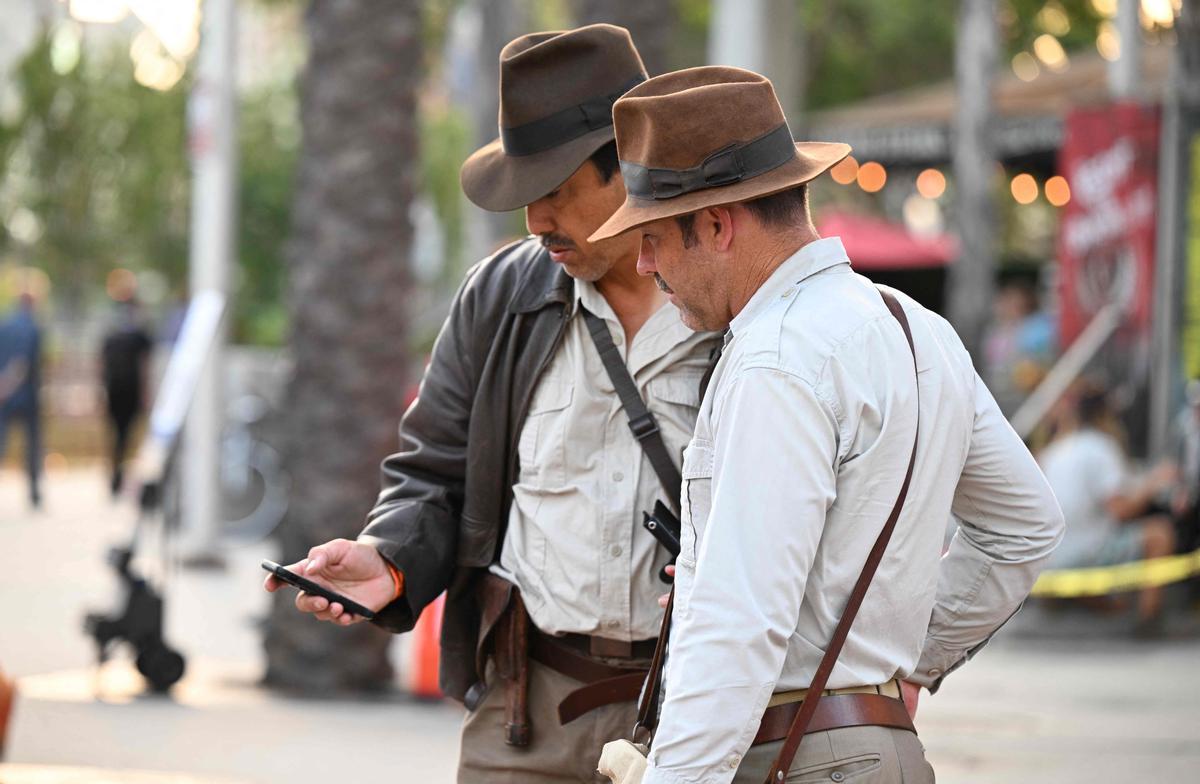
[644,238,1064,784]
[494,278,720,641]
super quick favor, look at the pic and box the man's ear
[702,205,736,253]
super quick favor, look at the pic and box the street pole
[1150,2,1200,456]
[948,0,998,359]
[707,0,804,129]
[1110,0,1141,99]
[182,0,236,566]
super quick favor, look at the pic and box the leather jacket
[359,237,575,701]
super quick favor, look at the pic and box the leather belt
[753,693,915,746]
[529,629,652,725]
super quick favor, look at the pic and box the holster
[474,573,531,747]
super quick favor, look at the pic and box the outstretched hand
[263,538,396,626]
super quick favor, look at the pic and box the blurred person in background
[0,293,43,509]
[982,281,1056,416]
[266,25,720,783]
[1039,382,1177,633]
[100,297,153,497]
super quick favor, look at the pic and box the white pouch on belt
[597,739,649,784]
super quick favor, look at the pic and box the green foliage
[802,0,959,110]
[236,85,299,345]
[1003,0,1103,57]
[420,104,470,288]
[0,26,190,310]
[0,20,301,345]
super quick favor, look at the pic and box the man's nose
[636,236,656,277]
[525,199,553,237]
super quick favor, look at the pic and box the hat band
[500,74,646,157]
[620,123,795,200]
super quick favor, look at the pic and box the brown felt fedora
[460,24,647,212]
[590,67,851,241]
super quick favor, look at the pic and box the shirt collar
[728,236,851,336]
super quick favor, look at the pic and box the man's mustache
[654,274,673,294]
[540,234,576,251]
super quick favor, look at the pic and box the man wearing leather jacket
[265,24,719,783]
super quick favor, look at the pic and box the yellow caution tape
[1030,547,1200,598]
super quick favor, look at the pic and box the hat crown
[498,24,647,131]
[613,67,789,172]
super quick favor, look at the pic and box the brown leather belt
[753,693,915,746]
[529,628,652,725]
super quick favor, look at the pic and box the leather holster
[474,573,531,747]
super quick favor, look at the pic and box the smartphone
[261,559,377,620]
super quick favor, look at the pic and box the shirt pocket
[517,380,573,487]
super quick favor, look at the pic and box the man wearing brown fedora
[264,25,720,783]
[589,67,1064,783]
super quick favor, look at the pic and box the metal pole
[1149,52,1184,458]
[708,0,768,73]
[708,0,803,130]
[948,0,998,359]
[1110,0,1141,99]
[182,0,236,566]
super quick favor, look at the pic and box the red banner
[1056,103,1160,345]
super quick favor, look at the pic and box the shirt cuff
[909,637,967,691]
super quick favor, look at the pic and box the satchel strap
[765,288,920,782]
[582,309,683,504]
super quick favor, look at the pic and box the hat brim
[588,142,851,242]
[461,125,617,212]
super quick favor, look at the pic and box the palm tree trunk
[264,0,422,695]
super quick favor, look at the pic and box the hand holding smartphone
[261,559,378,620]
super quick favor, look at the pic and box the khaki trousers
[733,725,935,783]
[458,658,638,784]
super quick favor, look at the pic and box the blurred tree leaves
[0,21,298,345]
[0,27,189,312]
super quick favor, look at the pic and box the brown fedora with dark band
[589,67,851,241]
[460,24,647,212]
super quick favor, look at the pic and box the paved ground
[3,467,1200,782]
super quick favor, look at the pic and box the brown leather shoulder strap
[765,288,919,782]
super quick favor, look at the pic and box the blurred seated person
[1039,383,1176,630]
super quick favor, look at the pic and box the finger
[264,574,281,592]
[664,564,676,577]
[305,552,325,575]
[658,594,669,608]
[296,593,329,614]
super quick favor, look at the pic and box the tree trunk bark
[948,0,998,361]
[572,0,677,76]
[263,0,421,695]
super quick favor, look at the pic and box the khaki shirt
[494,278,720,641]
[644,238,1063,784]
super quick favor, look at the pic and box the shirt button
[607,619,620,630]
[831,772,845,782]
[610,544,623,558]
[612,470,624,482]
[727,754,740,770]
[927,668,942,678]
